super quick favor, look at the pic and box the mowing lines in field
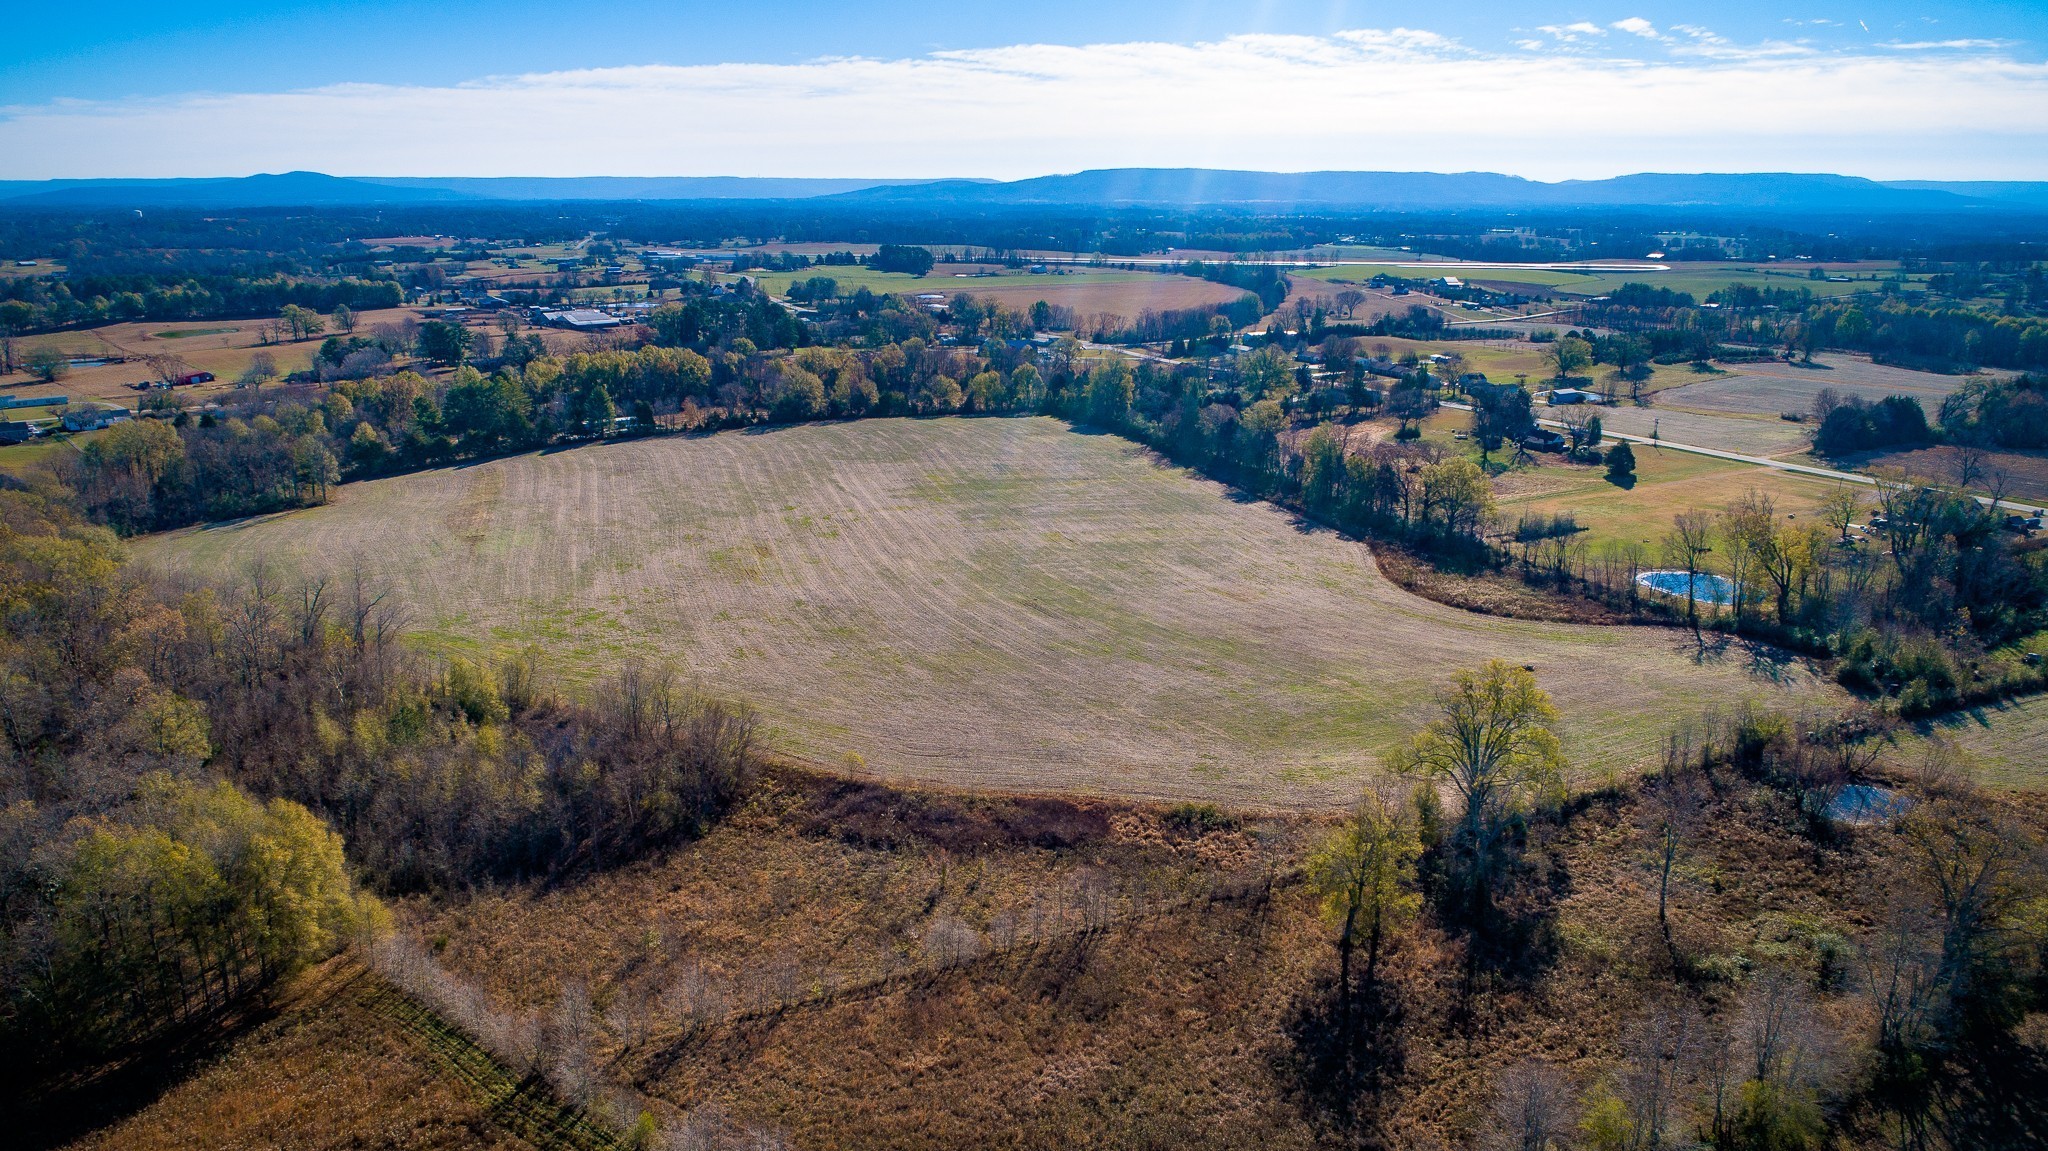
[141,418,1840,806]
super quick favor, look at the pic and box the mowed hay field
[1897,693,2048,790]
[139,417,1840,805]
[757,265,1249,317]
[1657,354,1974,418]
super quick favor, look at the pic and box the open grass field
[1657,354,1974,418]
[1594,401,1817,458]
[0,307,434,403]
[0,257,65,278]
[1495,447,1844,552]
[1897,692,2048,790]
[0,433,83,475]
[1298,262,1912,300]
[1851,444,2048,503]
[759,264,1247,319]
[140,417,1839,806]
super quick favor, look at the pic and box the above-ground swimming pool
[1635,569,1735,606]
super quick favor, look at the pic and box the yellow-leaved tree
[1307,785,1421,1015]
[1390,660,1567,924]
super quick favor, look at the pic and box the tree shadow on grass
[3,985,295,1151]
[1277,976,1407,1148]
[1737,637,1802,683]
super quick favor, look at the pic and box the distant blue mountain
[1,168,2042,212]
[827,169,2029,212]
[357,176,955,200]
[0,171,471,208]
[1882,180,2048,210]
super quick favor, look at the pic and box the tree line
[0,469,761,1069]
[0,272,403,335]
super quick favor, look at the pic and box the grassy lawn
[1893,690,2048,790]
[0,437,70,474]
[1495,445,1844,552]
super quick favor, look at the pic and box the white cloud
[1882,39,2012,51]
[1536,22,1607,43]
[1,29,2044,180]
[1611,17,1661,38]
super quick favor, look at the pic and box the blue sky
[3,2,2046,180]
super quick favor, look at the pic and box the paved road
[1440,400,2048,518]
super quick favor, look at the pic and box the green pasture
[1495,446,1842,553]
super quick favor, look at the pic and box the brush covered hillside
[34,752,2048,1150]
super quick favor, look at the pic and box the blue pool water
[1825,784,1913,825]
[1635,569,1735,606]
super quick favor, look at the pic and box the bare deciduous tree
[1662,509,1716,635]
[1482,1060,1577,1151]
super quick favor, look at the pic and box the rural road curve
[1439,400,2048,518]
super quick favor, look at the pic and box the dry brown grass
[939,272,1248,318]
[392,761,1973,1150]
[0,308,439,404]
[1368,542,1644,625]
[1848,443,2048,503]
[139,417,1840,806]
[49,960,538,1151]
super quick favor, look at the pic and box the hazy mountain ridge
[0,168,2043,212]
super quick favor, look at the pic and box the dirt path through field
[140,417,1843,807]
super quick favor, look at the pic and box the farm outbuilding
[537,308,626,330]
[1547,388,1602,405]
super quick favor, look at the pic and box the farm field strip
[1657,354,1974,417]
[759,265,1249,315]
[1298,263,1902,300]
[140,417,1839,807]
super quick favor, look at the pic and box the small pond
[1825,784,1914,825]
[1635,569,1735,606]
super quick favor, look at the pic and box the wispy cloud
[1,29,2044,180]
[1535,21,1607,43]
[1881,39,2013,51]
[1611,17,1663,39]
